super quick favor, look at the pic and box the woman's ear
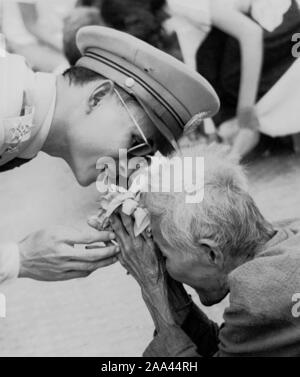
[87,80,115,113]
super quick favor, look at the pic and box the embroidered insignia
[2,106,35,154]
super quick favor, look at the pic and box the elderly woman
[103,145,300,357]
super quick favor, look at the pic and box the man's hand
[18,227,119,281]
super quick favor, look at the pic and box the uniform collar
[20,74,57,159]
[0,71,57,164]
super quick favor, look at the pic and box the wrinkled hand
[91,212,176,330]
[109,212,162,289]
[18,226,119,282]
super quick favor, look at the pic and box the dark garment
[196,0,300,126]
[144,221,300,357]
[0,158,31,173]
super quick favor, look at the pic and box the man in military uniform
[0,26,219,284]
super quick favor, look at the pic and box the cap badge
[125,78,135,89]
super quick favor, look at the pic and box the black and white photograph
[0,0,300,362]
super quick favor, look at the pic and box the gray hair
[144,144,274,259]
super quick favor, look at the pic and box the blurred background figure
[195,0,300,159]
[63,0,183,66]
[100,0,212,69]
[100,0,182,61]
[63,0,211,67]
[1,0,77,72]
[63,5,103,66]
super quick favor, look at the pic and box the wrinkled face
[67,87,160,187]
[152,220,229,306]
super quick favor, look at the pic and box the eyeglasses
[114,89,154,157]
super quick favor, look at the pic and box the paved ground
[0,151,299,357]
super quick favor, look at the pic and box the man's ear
[87,80,115,113]
[200,239,224,268]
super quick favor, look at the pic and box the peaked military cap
[76,26,220,151]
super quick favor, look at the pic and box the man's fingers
[70,245,120,262]
[95,257,119,269]
[64,256,118,280]
[81,257,119,272]
[85,229,116,245]
[71,257,119,273]
[62,227,116,246]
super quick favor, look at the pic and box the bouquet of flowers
[94,153,173,237]
[96,185,150,237]
[95,163,152,237]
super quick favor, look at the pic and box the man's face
[67,87,160,187]
[152,221,229,306]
